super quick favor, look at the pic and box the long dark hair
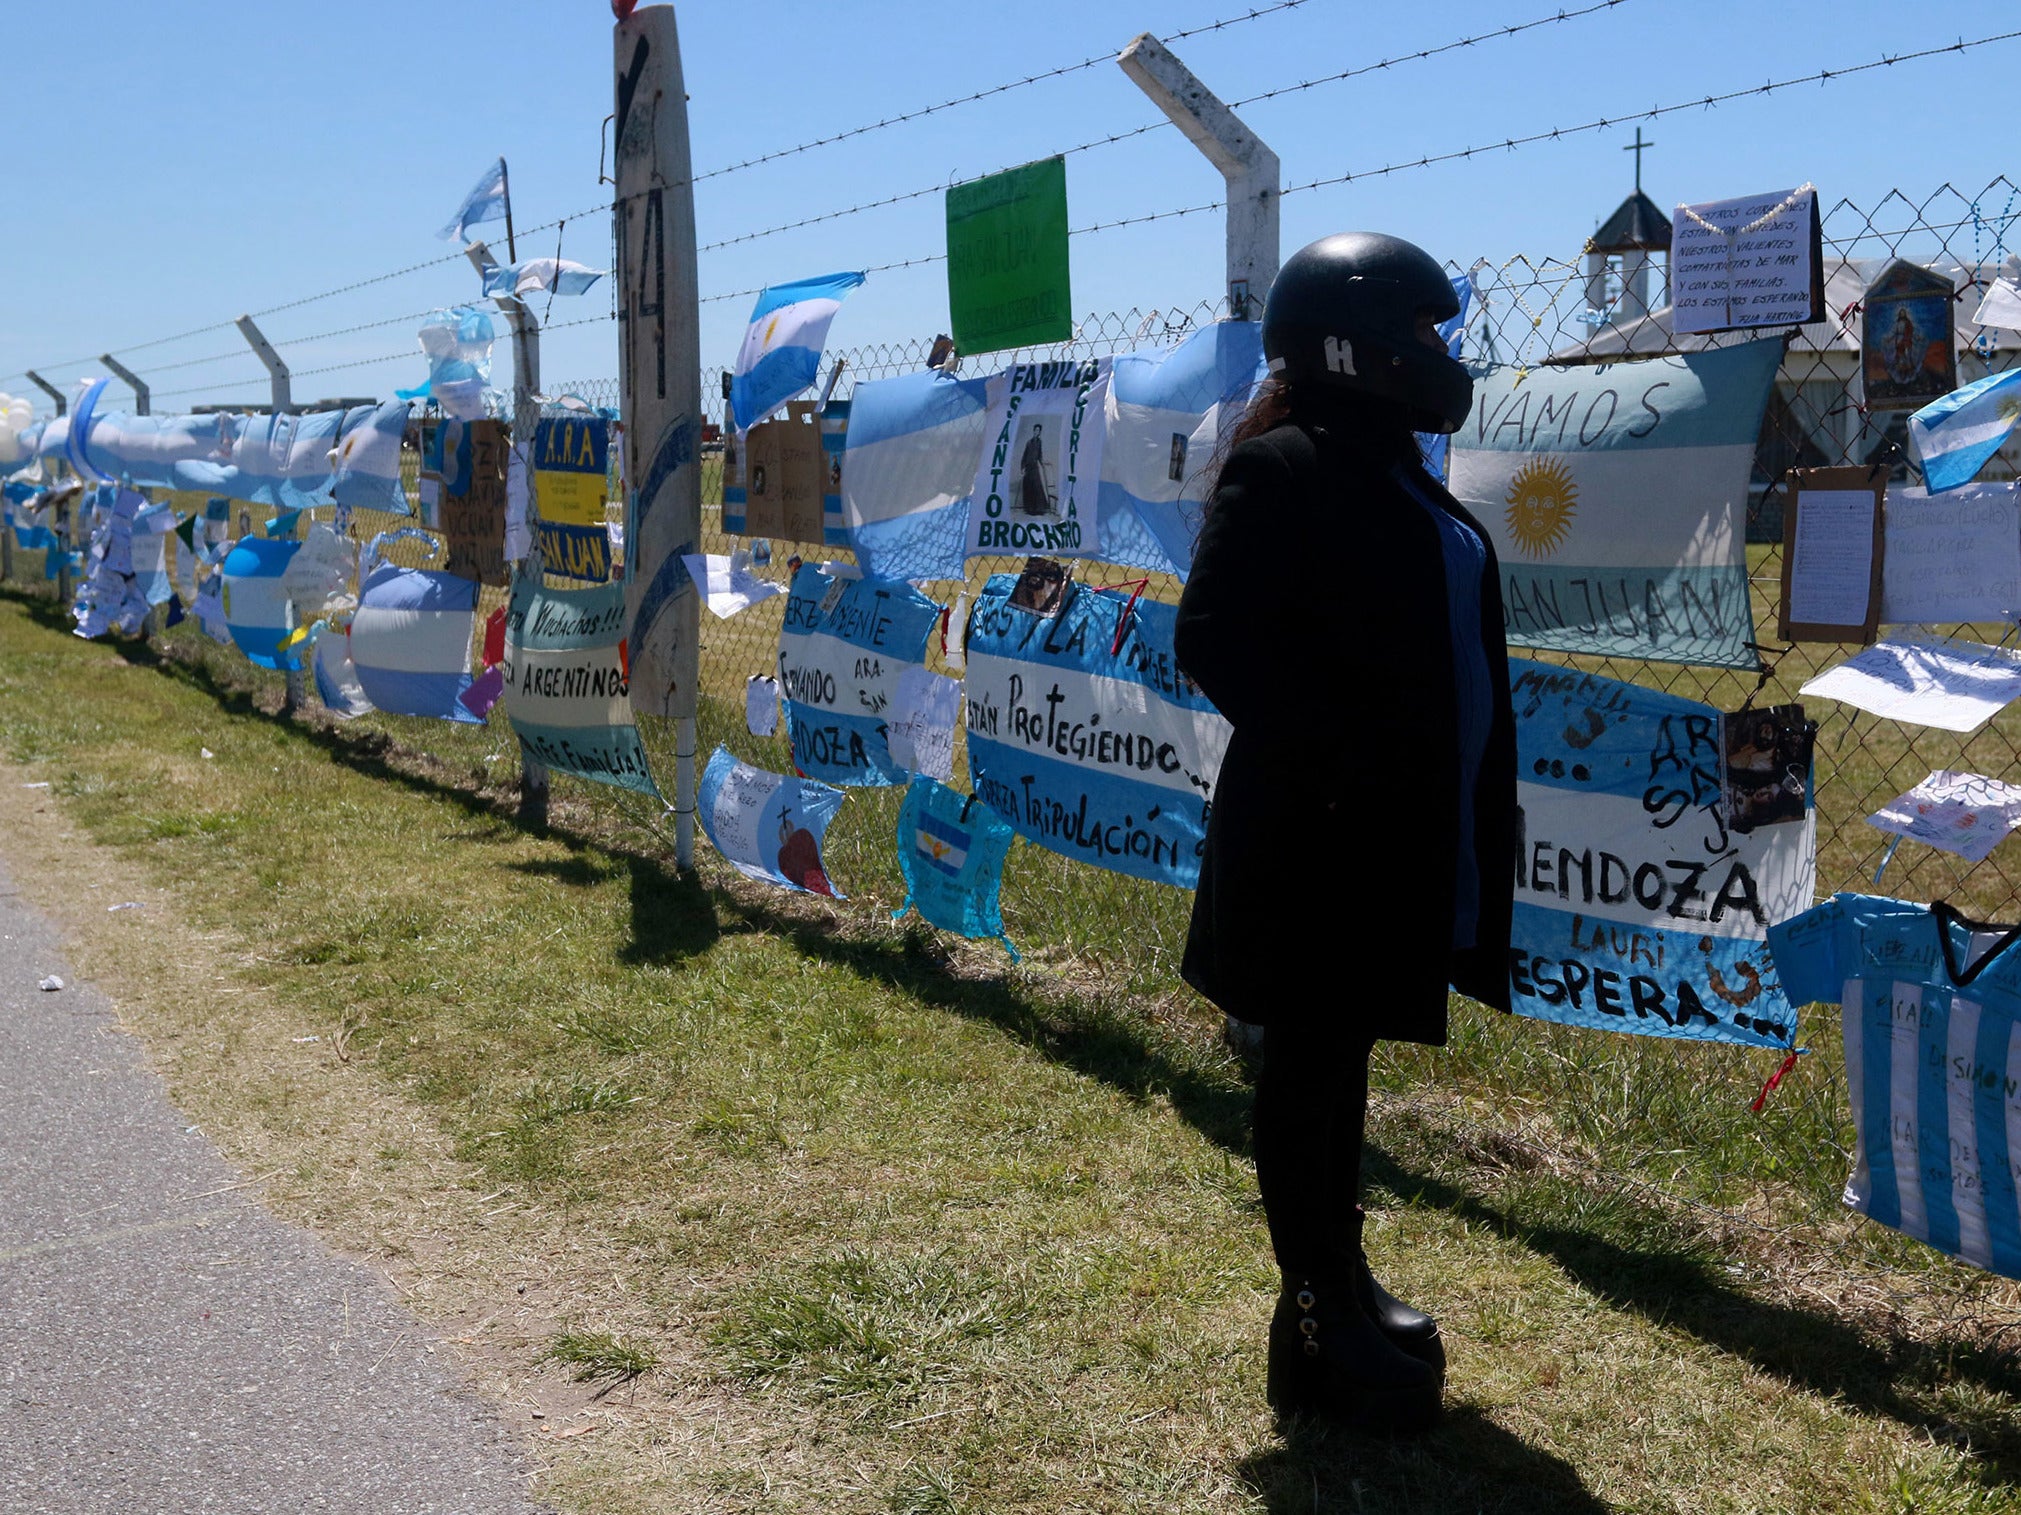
[1205,376,1429,500]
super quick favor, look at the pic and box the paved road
[0,860,545,1513]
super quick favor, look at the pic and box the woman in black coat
[1174,232,1517,1432]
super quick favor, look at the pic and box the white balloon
[0,435,20,465]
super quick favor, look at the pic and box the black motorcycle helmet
[1261,232,1472,434]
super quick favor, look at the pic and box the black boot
[1265,1275,1442,1433]
[1349,1206,1445,1377]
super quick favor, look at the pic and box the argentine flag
[481,258,605,299]
[349,564,481,723]
[438,157,507,244]
[729,271,865,432]
[1910,368,2021,494]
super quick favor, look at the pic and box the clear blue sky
[1,0,2014,415]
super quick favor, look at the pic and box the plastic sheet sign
[946,156,1071,354]
[966,360,1110,559]
[502,576,657,795]
[698,745,844,896]
[894,776,1017,959]
[964,574,1231,888]
[777,565,941,786]
[534,416,611,582]
[1508,659,1816,1049]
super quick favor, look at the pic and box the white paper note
[1670,186,1817,335]
[1880,482,2021,626]
[887,665,961,782]
[1800,633,2021,732]
[745,674,780,738]
[1788,488,1876,629]
[1868,769,2021,864]
[683,553,785,619]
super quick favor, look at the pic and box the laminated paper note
[1800,634,2021,733]
[1868,770,2021,865]
[888,664,961,783]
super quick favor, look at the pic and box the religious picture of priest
[1011,415,1058,519]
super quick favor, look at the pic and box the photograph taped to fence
[1509,660,1814,1049]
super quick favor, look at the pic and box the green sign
[946,156,1071,355]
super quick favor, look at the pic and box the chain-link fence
[9,180,2021,1352]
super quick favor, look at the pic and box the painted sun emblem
[1504,456,1579,558]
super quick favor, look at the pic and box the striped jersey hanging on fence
[1770,894,2021,1280]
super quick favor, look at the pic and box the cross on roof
[1624,127,1654,192]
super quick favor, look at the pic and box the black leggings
[1253,1022,1376,1283]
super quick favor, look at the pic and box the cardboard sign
[946,155,1072,354]
[441,419,508,586]
[1779,466,1885,643]
[739,401,826,544]
[1670,185,1824,335]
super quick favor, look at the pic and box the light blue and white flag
[729,271,866,432]
[79,404,409,514]
[838,369,990,582]
[397,308,495,422]
[481,258,605,299]
[350,562,481,723]
[437,157,507,244]
[698,745,846,897]
[965,575,1232,889]
[1098,321,1266,577]
[1508,659,1814,1050]
[777,564,943,786]
[1911,367,2021,495]
[220,536,304,669]
[1449,337,1783,669]
[66,378,112,483]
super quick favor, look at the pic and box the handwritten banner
[964,574,1230,888]
[503,575,657,794]
[1450,341,1782,669]
[1508,659,1815,1049]
[777,565,942,786]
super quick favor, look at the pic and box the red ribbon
[1109,578,1151,657]
[1750,1050,1802,1113]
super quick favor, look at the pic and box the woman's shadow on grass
[1236,1404,1611,1515]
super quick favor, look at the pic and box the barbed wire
[693,0,1633,256]
[691,0,1313,184]
[1285,27,2021,195]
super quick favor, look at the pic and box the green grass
[3,572,2021,1511]
[542,1330,660,1385]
